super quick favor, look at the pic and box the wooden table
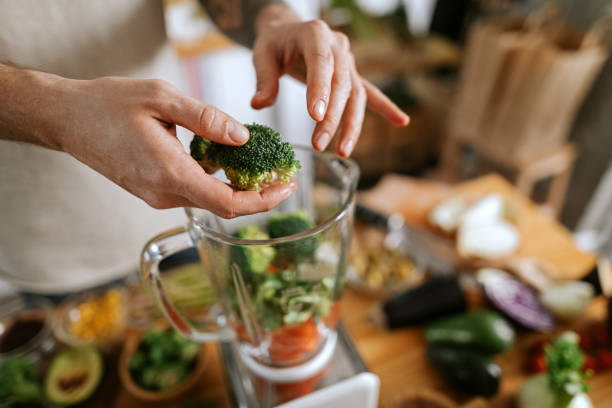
[111,174,609,407]
[340,288,612,408]
[110,289,611,408]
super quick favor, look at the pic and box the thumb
[251,47,280,109]
[159,92,249,146]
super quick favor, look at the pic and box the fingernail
[282,181,298,195]
[341,139,355,156]
[316,132,331,151]
[314,100,326,120]
[228,122,249,144]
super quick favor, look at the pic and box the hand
[37,75,297,218]
[250,6,410,157]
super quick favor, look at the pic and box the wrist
[28,71,75,151]
[255,4,300,35]
[0,65,73,150]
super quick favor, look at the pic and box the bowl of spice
[53,287,127,351]
[0,295,55,361]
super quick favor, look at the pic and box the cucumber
[425,310,515,354]
[427,344,501,397]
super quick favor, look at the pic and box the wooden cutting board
[359,173,596,281]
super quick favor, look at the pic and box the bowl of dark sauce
[0,295,55,361]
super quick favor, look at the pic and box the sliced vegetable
[428,197,466,233]
[427,344,501,397]
[457,221,520,260]
[45,347,103,406]
[540,282,594,321]
[269,318,321,363]
[459,194,505,228]
[477,268,555,332]
[425,310,515,354]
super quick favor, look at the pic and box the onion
[428,197,466,233]
[459,194,505,228]
[477,268,555,332]
[540,282,594,321]
[457,221,520,260]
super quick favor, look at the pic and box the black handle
[355,203,389,230]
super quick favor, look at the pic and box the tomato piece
[579,331,594,351]
[583,354,598,372]
[597,349,612,370]
[530,353,547,373]
[592,326,610,346]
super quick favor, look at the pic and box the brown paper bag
[487,22,609,159]
[449,6,610,161]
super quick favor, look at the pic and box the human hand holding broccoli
[0,3,410,217]
[0,66,296,218]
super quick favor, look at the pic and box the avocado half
[45,347,104,405]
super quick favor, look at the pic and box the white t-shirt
[0,0,187,293]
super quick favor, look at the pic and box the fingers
[303,21,335,121]
[336,71,366,157]
[362,79,410,127]
[312,40,352,152]
[251,45,281,109]
[184,170,299,218]
[151,81,249,146]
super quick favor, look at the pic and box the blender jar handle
[140,226,232,342]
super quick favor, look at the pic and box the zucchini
[425,310,515,354]
[427,344,501,397]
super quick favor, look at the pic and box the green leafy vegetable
[190,123,301,192]
[518,331,592,408]
[0,356,45,408]
[130,329,201,391]
[546,331,590,398]
[253,271,334,331]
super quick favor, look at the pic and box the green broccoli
[0,356,45,408]
[190,123,301,192]
[267,210,318,261]
[231,225,276,282]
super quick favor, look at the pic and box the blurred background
[2,1,611,407]
[165,0,612,236]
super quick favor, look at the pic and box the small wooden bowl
[118,329,209,402]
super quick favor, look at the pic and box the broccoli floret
[268,211,318,261]
[231,225,276,281]
[190,123,301,192]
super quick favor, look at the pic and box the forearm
[0,63,67,150]
[199,0,299,48]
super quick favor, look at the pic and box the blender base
[221,322,369,408]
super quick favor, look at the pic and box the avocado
[45,347,103,405]
[425,310,515,354]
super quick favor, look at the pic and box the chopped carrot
[269,318,321,363]
[268,264,279,274]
